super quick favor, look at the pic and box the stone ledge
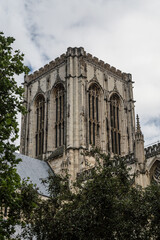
[48,146,64,160]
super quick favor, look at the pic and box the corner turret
[135,115,145,168]
[134,115,149,187]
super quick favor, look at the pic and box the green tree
[0,32,39,239]
[25,148,160,240]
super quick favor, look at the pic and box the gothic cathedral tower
[20,47,135,180]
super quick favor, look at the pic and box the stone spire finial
[136,114,141,133]
[135,114,145,168]
[134,115,148,186]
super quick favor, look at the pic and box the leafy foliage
[0,32,38,239]
[24,148,160,240]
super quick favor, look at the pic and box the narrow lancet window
[88,84,100,146]
[110,94,121,155]
[36,95,45,157]
[55,84,65,148]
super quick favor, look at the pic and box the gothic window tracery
[55,84,65,148]
[35,95,45,157]
[88,84,100,146]
[152,161,160,184]
[110,94,121,155]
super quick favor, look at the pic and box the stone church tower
[20,47,136,180]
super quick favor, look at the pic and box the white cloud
[143,118,160,146]
[1,0,160,145]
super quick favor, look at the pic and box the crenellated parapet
[28,53,66,82]
[66,47,86,57]
[145,142,160,159]
[27,47,130,83]
[84,52,128,78]
[122,142,160,164]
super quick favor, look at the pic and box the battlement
[85,52,127,78]
[145,142,160,159]
[28,53,66,82]
[27,47,129,82]
[66,47,86,57]
[122,142,160,164]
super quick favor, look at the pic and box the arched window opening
[36,95,45,157]
[110,94,121,155]
[88,84,100,145]
[152,161,160,184]
[55,85,65,148]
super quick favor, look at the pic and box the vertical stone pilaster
[127,74,135,153]
[25,87,31,156]
[73,56,79,148]
[27,107,31,156]
[20,75,29,154]
[66,56,72,148]
[69,76,74,147]
[100,92,105,152]
[81,78,87,148]
[106,100,111,154]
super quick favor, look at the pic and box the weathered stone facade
[20,47,160,186]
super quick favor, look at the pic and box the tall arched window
[55,84,65,148]
[88,84,100,145]
[152,162,160,184]
[36,95,45,157]
[110,94,121,155]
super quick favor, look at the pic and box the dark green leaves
[0,32,37,239]
[26,148,160,240]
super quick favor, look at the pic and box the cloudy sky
[1,0,160,146]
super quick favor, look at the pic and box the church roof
[15,153,53,197]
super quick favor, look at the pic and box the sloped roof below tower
[15,153,53,197]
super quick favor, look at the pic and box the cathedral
[20,47,160,187]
